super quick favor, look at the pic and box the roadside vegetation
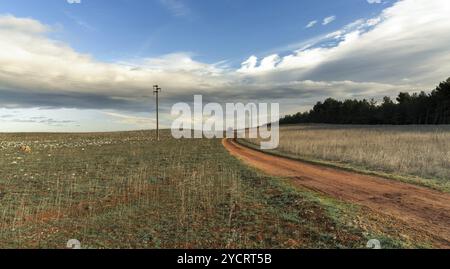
[0,131,436,248]
[244,125,450,193]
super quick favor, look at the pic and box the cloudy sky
[0,0,449,132]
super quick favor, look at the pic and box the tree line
[280,78,450,125]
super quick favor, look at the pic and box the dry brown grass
[247,124,450,183]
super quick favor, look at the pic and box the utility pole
[153,85,162,141]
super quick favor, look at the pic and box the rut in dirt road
[223,139,450,247]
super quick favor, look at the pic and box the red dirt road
[223,139,450,247]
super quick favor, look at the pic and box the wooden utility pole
[153,85,162,141]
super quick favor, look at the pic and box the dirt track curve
[223,139,450,247]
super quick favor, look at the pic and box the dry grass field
[245,124,450,192]
[0,130,437,248]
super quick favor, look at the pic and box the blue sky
[0,0,450,132]
[0,0,389,63]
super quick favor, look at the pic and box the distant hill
[280,78,450,125]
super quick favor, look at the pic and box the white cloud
[0,14,49,33]
[322,15,336,25]
[237,0,450,88]
[238,55,258,72]
[1,0,450,117]
[237,54,281,73]
[367,0,382,4]
[306,20,318,28]
[0,15,229,110]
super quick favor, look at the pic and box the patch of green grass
[0,131,434,248]
[249,173,433,249]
